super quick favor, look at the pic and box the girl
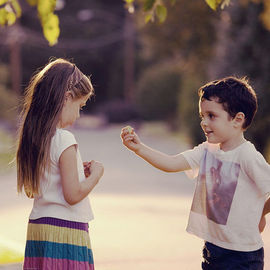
[16,58,104,270]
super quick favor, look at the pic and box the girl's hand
[120,126,141,152]
[88,160,104,184]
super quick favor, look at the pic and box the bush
[0,85,19,126]
[96,99,140,123]
[178,72,205,145]
[135,63,181,121]
[0,63,19,127]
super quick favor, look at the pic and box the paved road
[1,123,270,270]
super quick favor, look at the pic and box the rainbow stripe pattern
[23,217,94,270]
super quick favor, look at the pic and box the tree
[2,0,270,46]
[0,0,59,46]
[208,1,270,156]
[0,0,128,101]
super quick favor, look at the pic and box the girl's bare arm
[59,145,104,205]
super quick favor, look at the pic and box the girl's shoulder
[54,128,76,141]
[52,129,77,151]
[51,129,77,163]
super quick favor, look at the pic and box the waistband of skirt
[29,217,89,232]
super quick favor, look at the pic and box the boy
[121,77,270,269]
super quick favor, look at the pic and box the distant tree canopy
[1,0,270,46]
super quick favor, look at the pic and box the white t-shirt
[182,141,270,251]
[29,129,94,223]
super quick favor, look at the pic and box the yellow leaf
[205,0,219,10]
[25,0,38,6]
[6,11,16,25]
[11,0,22,17]
[42,13,60,46]
[0,8,7,25]
[145,13,153,23]
[156,5,167,23]
[0,0,8,5]
[37,0,56,16]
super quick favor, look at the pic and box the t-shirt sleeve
[52,130,78,163]
[181,142,206,179]
[242,145,270,197]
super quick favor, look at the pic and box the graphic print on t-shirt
[191,149,240,225]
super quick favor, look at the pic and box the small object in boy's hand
[125,125,133,134]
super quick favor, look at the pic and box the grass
[0,129,16,172]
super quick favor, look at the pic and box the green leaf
[42,13,60,46]
[25,0,38,6]
[143,0,155,12]
[156,5,167,23]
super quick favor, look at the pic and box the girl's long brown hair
[16,58,94,198]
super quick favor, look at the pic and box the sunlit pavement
[1,124,270,270]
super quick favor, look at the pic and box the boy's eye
[209,113,215,119]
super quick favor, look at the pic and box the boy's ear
[233,112,245,128]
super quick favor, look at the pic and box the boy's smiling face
[199,97,244,151]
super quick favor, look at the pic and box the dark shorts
[202,242,264,270]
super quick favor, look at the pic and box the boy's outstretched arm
[259,197,270,233]
[121,126,190,173]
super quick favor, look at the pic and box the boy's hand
[259,215,266,233]
[120,126,141,152]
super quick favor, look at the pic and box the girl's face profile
[58,92,90,128]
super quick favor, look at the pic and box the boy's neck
[219,133,246,152]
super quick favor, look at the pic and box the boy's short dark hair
[198,76,258,129]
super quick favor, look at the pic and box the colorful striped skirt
[23,217,94,270]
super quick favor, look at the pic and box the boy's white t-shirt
[29,128,94,223]
[182,141,270,252]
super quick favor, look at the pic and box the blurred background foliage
[1,0,270,158]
